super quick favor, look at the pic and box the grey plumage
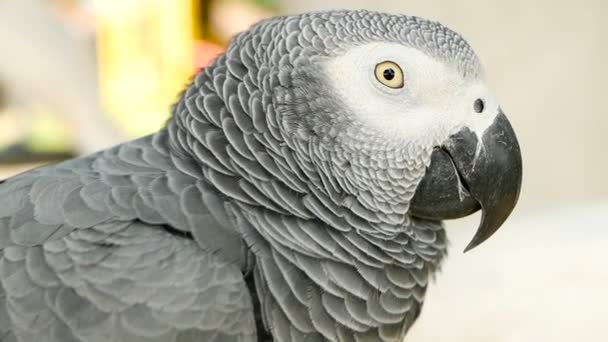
[0,9,521,342]
[0,133,255,342]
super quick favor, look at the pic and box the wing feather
[0,134,256,341]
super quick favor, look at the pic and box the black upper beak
[409,111,522,252]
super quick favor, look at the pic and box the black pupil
[474,99,485,113]
[383,68,395,81]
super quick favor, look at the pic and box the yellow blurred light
[93,0,196,137]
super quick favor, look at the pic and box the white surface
[408,202,608,341]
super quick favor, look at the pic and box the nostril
[474,98,485,113]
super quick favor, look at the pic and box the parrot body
[0,10,522,342]
[0,133,257,342]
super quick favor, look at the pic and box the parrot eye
[375,61,404,89]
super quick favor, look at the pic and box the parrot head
[232,10,522,251]
[319,39,521,251]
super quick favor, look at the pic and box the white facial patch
[322,42,499,148]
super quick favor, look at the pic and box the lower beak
[409,111,523,252]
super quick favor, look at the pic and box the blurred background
[0,0,605,341]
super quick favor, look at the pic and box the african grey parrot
[0,9,522,342]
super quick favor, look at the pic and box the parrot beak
[409,110,522,252]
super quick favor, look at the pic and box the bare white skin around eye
[322,42,500,147]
